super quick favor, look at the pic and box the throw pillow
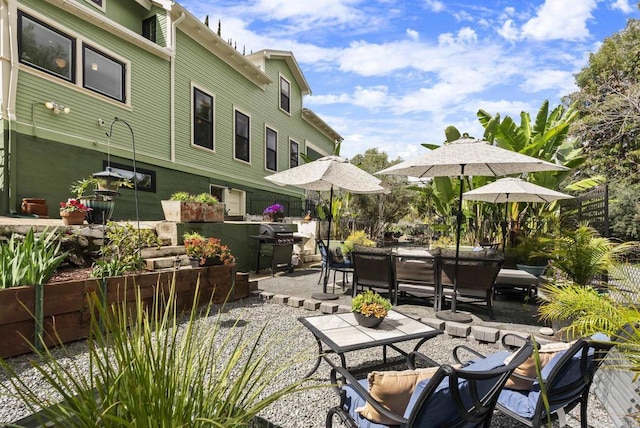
[356,367,440,425]
[504,341,572,390]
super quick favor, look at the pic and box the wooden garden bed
[0,266,250,359]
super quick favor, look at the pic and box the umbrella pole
[502,198,509,251]
[437,169,472,323]
[312,186,339,301]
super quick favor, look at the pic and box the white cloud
[406,28,420,41]
[611,0,634,13]
[424,0,445,13]
[521,0,597,41]
[497,19,519,42]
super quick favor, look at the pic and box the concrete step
[303,254,322,263]
[141,245,186,259]
[145,254,191,270]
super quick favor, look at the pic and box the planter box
[161,200,224,223]
[0,266,244,359]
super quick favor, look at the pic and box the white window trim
[305,140,330,158]
[18,6,131,107]
[85,0,106,13]
[264,123,278,172]
[289,138,300,169]
[233,106,252,165]
[279,73,291,116]
[190,82,216,152]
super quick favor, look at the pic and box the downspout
[3,0,18,214]
[169,11,185,163]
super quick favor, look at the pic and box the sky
[179,0,640,162]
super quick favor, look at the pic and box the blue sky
[180,0,640,161]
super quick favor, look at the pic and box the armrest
[501,333,530,350]
[452,344,486,365]
[329,366,409,425]
[406,351,440,370]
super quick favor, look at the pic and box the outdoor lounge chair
[351,247,397,305]
[326,340,534,427]
[395,254,439,307]
[316,239,353,291]
[455,333,615,428]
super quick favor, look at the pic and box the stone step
[145,254,191,270]
[302,254,322,263]
[140,245,185,259]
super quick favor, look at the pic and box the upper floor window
[18,12,75,82]
[279,76,290,114]
[193,87,214,150]
[234,110,250,163]
[83,45,125,102]
[85,0,105,11]
[265,127,277,171]
[290,140,299,169]
[142,16,157,43]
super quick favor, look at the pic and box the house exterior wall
[1,0,338,220]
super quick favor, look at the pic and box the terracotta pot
[60,210,86,225]
[353,312,385,328]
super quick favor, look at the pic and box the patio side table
[299,310,443,378]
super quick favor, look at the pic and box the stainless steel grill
[251,223,302,274]
[258,223,301,244]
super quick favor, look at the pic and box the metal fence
[249,195,305,217]
[562,184,609,237]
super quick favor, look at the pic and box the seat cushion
[355,367,440,425]
[504,342,571,390]
[406,351,510,426]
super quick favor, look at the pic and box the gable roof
[303,108,343,142]
[246,50,311,96]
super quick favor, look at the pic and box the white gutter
[170,11,186,162]
[4,0,17,121]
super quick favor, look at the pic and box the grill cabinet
[251,223,302,275]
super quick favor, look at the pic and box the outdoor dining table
[298,310,443,378]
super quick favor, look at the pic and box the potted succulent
[263,203,285,222]
[59,198,91,225]
[162,192,224,223]
[351,290,392,328]
[183,232,235,267]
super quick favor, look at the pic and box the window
[103,161,156,193]
[85,0,106,12]
[83,45,125,102]
[193,87,214,150]
[142,16,157,43]
[18,12,75,82]
[280,76,290,114]
[234,110,250,162]
[290,140,299,169]
[265,127,278,171]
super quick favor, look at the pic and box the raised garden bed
[0,266,250,359]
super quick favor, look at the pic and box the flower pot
[80,197,115,224]
[60,211,86,225]
[161,200,224,222]
[21,198,48,217]
[353,312,385,328]
[516,264,546,277]
[200,256,224,266]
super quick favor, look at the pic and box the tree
[569,19,640,185]
[349,148,414,243]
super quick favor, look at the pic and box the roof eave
[302,108,343,142]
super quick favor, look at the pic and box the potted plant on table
[183,232,235,267]
[59,198,91,225]
[351,290,392,328]
[263,203,285,222]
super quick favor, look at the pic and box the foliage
[0,281,315,426]
[70,176,133,199]
[183,232,235,266]
[91,222,162,278]
[0,228,67,289]
[169,192,218,204]
[59,198,91,213]
[263,203,284,214]
[510,234,551,266]
[546,223,639,286]
[351,290,391,318]
[341,230,375,254]
[608,182,640,241]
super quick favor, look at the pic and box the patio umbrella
[463,177,574,250]
[265,155,385,300]
[377,137,567,321]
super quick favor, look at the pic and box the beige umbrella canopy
[463,177,574,250]
[265,155,385,299]
[377,138,568,321]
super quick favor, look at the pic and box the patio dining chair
[351,247,397,305]
[326,340,534,427]
[453,333,615,428]
[316,239,353,291]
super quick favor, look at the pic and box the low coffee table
[299,310,443,377]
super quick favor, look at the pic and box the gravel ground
[0,296,615,427]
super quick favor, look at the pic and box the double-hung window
[17,12,75,82]
[83,45,125,102]
[265,127,277,171]
[279,76,290,114]
[290,140,299,169]
[234,110,250,163]
[193,87,214,150]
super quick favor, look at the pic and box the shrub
[341,230,375,254]
[169,192,218,205]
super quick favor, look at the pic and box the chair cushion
[354,245,393,255]
[406,351,510,426]
[504,342,571,390]
[329,247,345,263]
[355,367,440,425]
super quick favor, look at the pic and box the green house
[0,0,341,220]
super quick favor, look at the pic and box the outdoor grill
[251,223,302,275]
